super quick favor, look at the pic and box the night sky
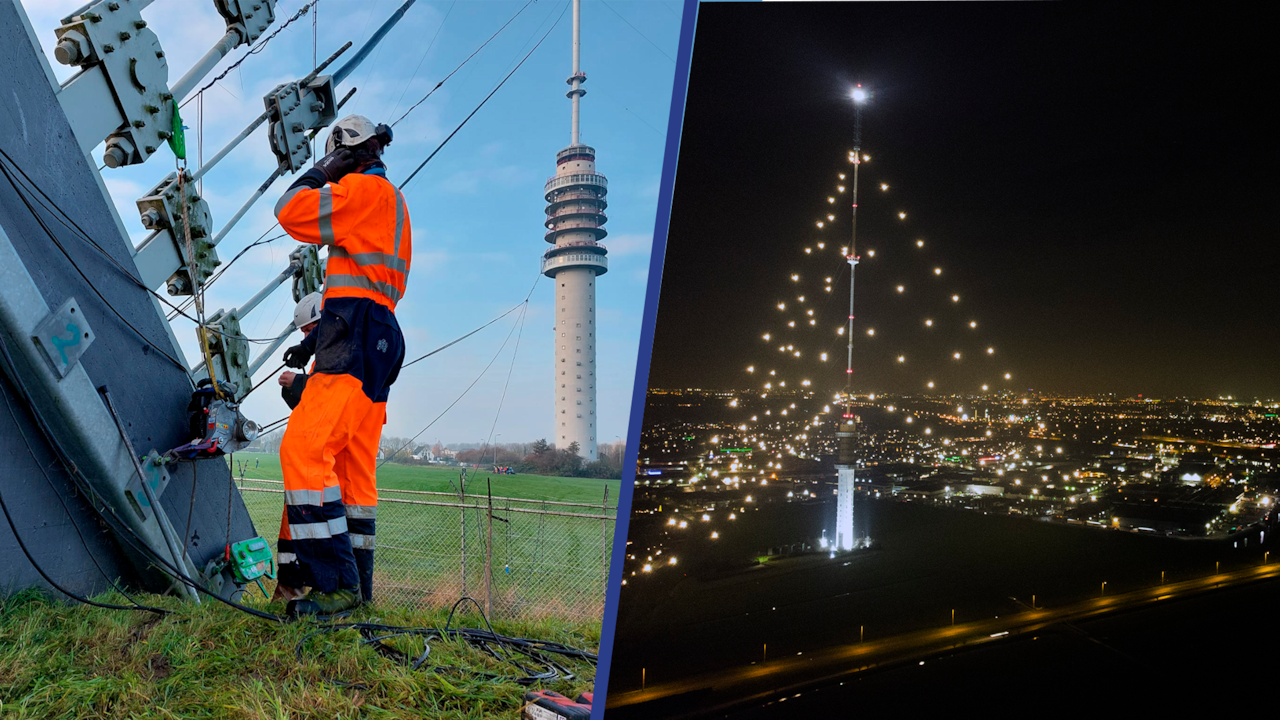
[647,3,1279,399]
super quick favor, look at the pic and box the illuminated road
[606,561,1280,717]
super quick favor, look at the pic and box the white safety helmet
[325,114,391,155]
[293,292,323,331]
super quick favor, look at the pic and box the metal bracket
[196,308,250,397]
[136,171,219,295]
[213,0,277,45]
[124,449,172,516]
[290,244,324,300]
[54,1,173,168]
[31,297,96,379]
[264,75,337,173]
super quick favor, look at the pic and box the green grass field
[230,453,616,506]
[0,590,597,719]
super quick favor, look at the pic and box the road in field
[606,561,1280,717]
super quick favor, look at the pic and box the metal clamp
[136,171,219,295]
[290,244,324,300]
[54,1,173,167]
[264,75,337,172]
[213,0,278,45]
[197,308,250,396]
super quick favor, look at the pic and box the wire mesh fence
[238,477,616,623]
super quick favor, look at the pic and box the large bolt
[107,2,119,10]
[102,43,114,53]
[134,20,147,29]
[139,208,163,229]
[118,31,131,41]
[102,136,134,168]
[132,120,145,128]
[53,31,90,65]
[167,274,191,295]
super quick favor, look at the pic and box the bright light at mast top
[851,85,868,103]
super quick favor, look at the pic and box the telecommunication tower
[542,0,607,461]
[835,85,868,551]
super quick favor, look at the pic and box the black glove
[283,343,313,369]
[313,146,359,183]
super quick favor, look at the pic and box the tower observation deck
[543,0,606,462]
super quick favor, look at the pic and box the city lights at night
[609,2,1279,716]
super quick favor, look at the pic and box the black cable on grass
[295,596,597,686]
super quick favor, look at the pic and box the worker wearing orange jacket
[273,115,410,616]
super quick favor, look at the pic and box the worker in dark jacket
[273,115,410,616]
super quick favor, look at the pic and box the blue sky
[24,0,681,448]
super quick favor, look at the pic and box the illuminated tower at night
[835,414,859,550]
[835,84,868,551]
[543,0,608,461]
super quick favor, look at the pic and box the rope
[176,159,223,397]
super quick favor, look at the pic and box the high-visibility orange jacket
[274,167,412,312]
[274,165,409,403]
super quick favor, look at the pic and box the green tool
[168,99,186,160]
[228,536,275,597]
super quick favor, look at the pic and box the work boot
[286,588,359,618]
[354,549,375,605]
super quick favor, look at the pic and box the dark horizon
[648,4,1279,399]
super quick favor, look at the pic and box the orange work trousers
[276,373,382,593]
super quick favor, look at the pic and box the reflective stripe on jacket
[274,170,412,311]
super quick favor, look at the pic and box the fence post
[485,478,494,618]
[459,469,467,598]
[602,484,609,610]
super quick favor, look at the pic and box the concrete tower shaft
[834,413,859,551]
[543,0,605,462]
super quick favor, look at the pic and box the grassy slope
[230,453,615,506]
[0,590,597,720]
